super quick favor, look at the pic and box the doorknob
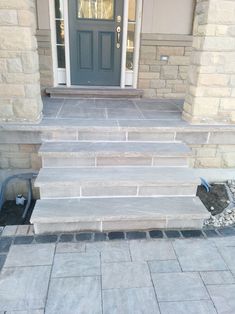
[116,26,121,49]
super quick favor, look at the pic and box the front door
[69,0,123,86]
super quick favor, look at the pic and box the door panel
[99,32,114,70]
[78,31,93,70]
[69,0,123,86]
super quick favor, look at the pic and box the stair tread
[31,196,209,224]
[35,167,200,186]
[40,141,191,157]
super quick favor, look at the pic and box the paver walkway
[0,236,235,313]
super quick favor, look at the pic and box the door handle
[116,26,121,48]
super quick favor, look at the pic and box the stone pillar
[0,0,42,123]
[183,0,235,124]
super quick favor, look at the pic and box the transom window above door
[78,0,114,20]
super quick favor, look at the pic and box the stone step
[31,196,210,234]
[46,87,143,99]
[35,167,200,198]
[40,142,191,168]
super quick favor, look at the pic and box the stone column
[183,0,235,124]
[0,0,42,123]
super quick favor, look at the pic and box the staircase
[31,135,210,234]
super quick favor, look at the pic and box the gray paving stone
[101,248,131,263]
[173,239,227,271]
[130,240,176,261]
[216,246,235,271]
[0,255,6,270]
[0,266,51,311]
[200,271,235,285]
[86,240,129,253]
[208,284,235,314]
[103,287,160,314]
[0,237,12,253]
[45,276,102,314]
[4,244,55,267]
[1,226,18,237]
[210,236,235,248]
[5,310,44,314]
[159,300,217,314]
[148,260,181,273]
[56,242,85,253]
[52,252,100,278]
[102,262,152,289]
[152,272,209,302]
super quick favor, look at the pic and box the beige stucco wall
[142,0,195,35]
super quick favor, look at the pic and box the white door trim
[49,0,142,88]
[120,0,129,88]
[64,0,71,87]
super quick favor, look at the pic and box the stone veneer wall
[183,0,235,124]
[0,0,42,122]
[0,144,41,200]
[36,29,53,91]
[138,34,193,98]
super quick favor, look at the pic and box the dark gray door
[69,0,123,86]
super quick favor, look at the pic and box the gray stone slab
[130,240,176,261]
[45,276,102,314]
[148,260,181,273]
[175,132,208,144]
[4,244,55,267]
[5,310,44,314]
[52,252,100,278]
[102,261,152,289]
[103,287,160,314]
[128,131,175,141]
[31,197,208,225]
[152,272,209,302]
[135,100,180,111]
[56,242,86,254]
[216,246,235,271]
[107,108,143,119]
[86,241,129,253]
[159,300,217,314]
[200,271,235,285]
[173,239,228,271]
[58,103,106,119]
[40,141,190,157]
[78,131,126,141]
[95,99,136,109]
[1,226,18,237]
[0,266,51,311]
[101,248,131,263]
[36,167,199,186]
[141,111,182,120]
[208,284,235,314]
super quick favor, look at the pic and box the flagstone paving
[0,236,235,313]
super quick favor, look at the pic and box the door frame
[49,0,142,88]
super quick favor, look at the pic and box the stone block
[150,80,166,89]
[7,58,23,73]
[220,98,235,111]
[139,72,160,79]
[161,66,178,79]
[0,9,17,25]
[0,27,35,50]
[0,84,24,97]
[18,10,36,28]
[169,56,190,65]
[157,46,184,57]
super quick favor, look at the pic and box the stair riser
[42,156,189,168]
[33,218,205,234]
[42,131,177,142]
[39,184,197,198]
